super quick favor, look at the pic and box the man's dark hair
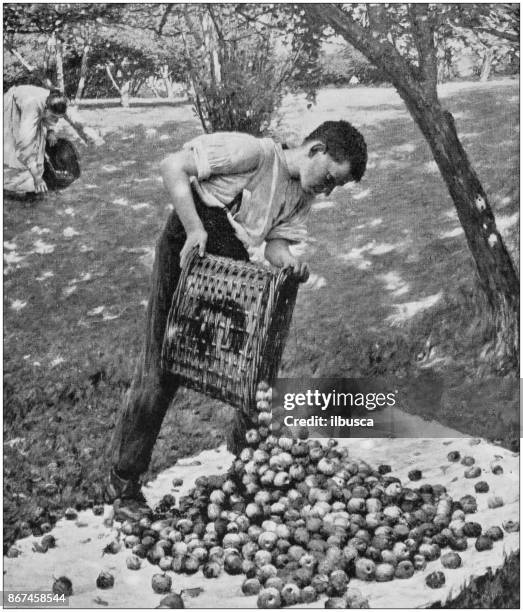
[304,120,367,182]
[46,90,67,116]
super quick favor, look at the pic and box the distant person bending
[107,121,368,521]
[4,85,67,199]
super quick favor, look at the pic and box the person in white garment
[4,85,67,199]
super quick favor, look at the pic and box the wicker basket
[161,250,302,413]
[43,138,81,190]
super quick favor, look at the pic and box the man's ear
[308,142,326,158]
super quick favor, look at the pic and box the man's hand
[265,239,310,282]
[47,131,58,147]
[33,177,48,193]
[286,260,310,282]
[180,227,208,269]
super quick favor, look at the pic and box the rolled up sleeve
[183,132,262,180]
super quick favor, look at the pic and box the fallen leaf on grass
[101,164,119,173]
[50,357,65,367]
[10,299,27,312]
[63,207,75,215]
[36,271,54,281]
[120,246,150,254]
[30,226,51,235]
[32,239,55,254]
[102,313,119,321]
[63,227,80,238]
[87,306,105,316]
[63,285,77,297]
[6,438,26,448]
[4,252,25,264]
[312,200,334,211]
[353,188,371,200]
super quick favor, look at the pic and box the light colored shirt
[3,85,49,192]
[183,132,312,247]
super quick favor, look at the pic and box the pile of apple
[114,382,515,608]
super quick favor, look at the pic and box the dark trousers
[110,193,249,480]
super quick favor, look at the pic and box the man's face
[299,143,353,197]
[42,108,62,127]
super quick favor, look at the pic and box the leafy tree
[115,3,321,134]
[299,3,519,369]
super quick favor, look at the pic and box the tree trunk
[75,44,90,104]
[480,47,494,82]
[55,38,65,93]
[120,81,131,107]
[105,64,129,106]
[159,64,174,98]
[401,93,519,367]
[147,76,162,98]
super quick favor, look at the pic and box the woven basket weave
[161,250,302,412]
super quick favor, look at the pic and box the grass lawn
[3,79,519,552]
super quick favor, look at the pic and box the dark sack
[43,138,81,190]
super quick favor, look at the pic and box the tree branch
[408,4,438,99]
[206,4,225,42]
[6,43,54,88]
[234,6,286,31]
[474,26,519,42]
[105,64,122,95]
[156,4,173,35]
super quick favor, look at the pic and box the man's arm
[160,150,207,268]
